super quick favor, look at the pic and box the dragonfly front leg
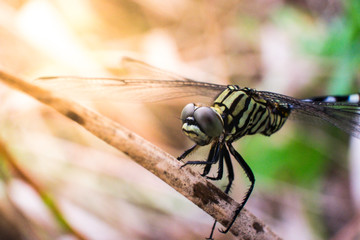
[177,144,198,161]
[206,147,229,240]
[180,142,221,168]
[201,142,224,177]
[204,146,224,180]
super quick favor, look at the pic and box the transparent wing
[120,57,191,81]
[35,77,226,102]
[35,58,226,102]
[257,91,360,138]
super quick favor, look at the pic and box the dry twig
[0,70,281,240]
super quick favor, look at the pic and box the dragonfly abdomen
[302,93,360,104]
[213,86,290,142]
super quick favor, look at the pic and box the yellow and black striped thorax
[212,85,290,142]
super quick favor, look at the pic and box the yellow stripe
[215,88,231,103]
[237,101,255,129]
[230,93,248,117]
[222,91,244,110]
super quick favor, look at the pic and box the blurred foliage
[241,130,327,187]
[236,1,357,185]
[321,0,360,94]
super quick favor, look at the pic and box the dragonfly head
[180,103,224,146]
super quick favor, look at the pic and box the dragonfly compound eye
[194,107,223,137]
[180,103,196,122]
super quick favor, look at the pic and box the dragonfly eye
[194,107,223,137]
[180,103,196,121]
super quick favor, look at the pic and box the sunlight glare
[16,0,103,74]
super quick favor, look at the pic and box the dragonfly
[35,57,360,239]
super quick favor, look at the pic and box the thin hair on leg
[223,146,234,194]
[181,142,221,167]
[201,142,220,176]
[205,144,225,180]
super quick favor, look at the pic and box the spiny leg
[179,142,237,239]
[178,142,222,240]
[222,147,234,194]
[206,147,228,240]
[206,220,218,240]
[181,142,221,168]
[177,144,198,161]
[202,161,213,177]
[205,145,225,180]
[201,142,219,177]
[219,142,255,234]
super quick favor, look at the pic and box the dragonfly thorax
[180,103,224,146]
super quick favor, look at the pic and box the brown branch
[0,70,281,240]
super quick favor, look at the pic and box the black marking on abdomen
[303,93,360,104]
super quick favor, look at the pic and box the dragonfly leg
[201,142,219,177]
[219,142,255,234]
[206,147,230,240]
[206,219,218,240]
[177,144,198,161]
[181,142,221,168]
[201,161,213,177]
[204,142,225,179]
[223,146,234,194]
